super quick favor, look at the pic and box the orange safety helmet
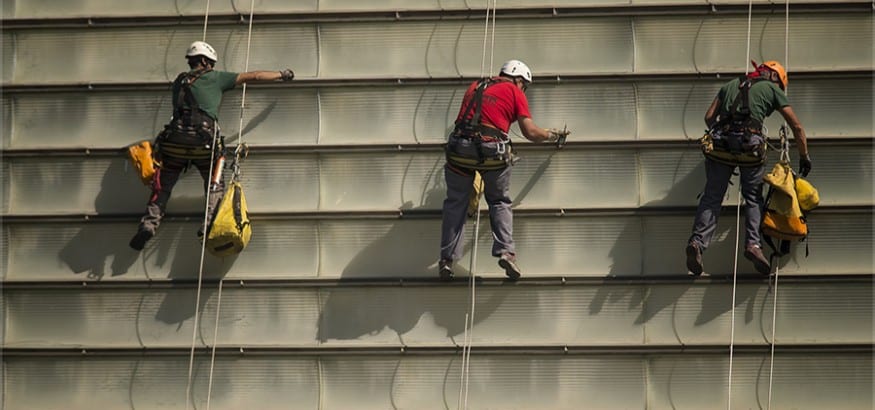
[761,60,788,90]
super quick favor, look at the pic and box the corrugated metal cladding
[1,0,872,409]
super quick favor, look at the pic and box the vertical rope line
[488,0,497,74]
[203,1,257,408]
[185,0,218,404]
[479,0,491,77]
[205,279,224,410]
[767,267,780,409]
[185,127,218,410]
[457,312,471,410]
[202,0,211,41]
[729,0,756,406]
[462,209,480,410]
[768,4,791,408]
[727,188,742,410]
[745,0,753,74]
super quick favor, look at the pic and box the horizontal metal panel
[4,353,871,409]
[8,25,319,84]
[635,13,872,72]
[3,88,320,149]
[4,77,871,150]
[2,0,863,19]
[4,212,872,281]
[4,144,871,215]
[4,283,871,348]
[5,14,870,83]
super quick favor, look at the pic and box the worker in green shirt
[130,41,294,251]
[686,60,811,275]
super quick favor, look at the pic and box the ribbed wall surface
[2,1,872,409]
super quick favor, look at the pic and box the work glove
[280,68,295,82]
[799,154,812,177]
[545,127,570,143]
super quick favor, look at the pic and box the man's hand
[799,154,812,177]
[545,127,571,148]
[280,69,295,82]
[545,127,570,143]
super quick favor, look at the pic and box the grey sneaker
[685,242,704,276]
[744,244,771,275]
[438,259,454,281]
[498,253,522,280]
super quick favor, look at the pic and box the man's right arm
[517,117,554,142]
[777,105,811,175]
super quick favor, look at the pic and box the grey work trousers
[689,158,765,250]
[440,164,514,262]
[138,153,224,235]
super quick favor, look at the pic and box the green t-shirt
[172,70,239,120]
[717,77,790,123]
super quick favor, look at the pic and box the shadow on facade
[589,158,760,327]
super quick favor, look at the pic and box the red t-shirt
[455,77,531,133]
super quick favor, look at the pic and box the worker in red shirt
[439,60,569,281]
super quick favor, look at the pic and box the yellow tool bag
[127,140,157,185]
[467,171,484,218]
[795,177,820,212]
[207,181,252,257]
[762,161,807,241]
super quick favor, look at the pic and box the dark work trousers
[440,164,514,263]
[689,158,765,250]
[137,151,224,236]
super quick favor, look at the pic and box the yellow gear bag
[761,161,807,241]
[206,181,252,257]
[127,140,157,185]
[467,171,484,218]
[795,177,820,212]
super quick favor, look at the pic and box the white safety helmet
[186,41,218,63]
[500,59,532,83]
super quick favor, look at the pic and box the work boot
[438,259,454,281]
[129,229,154,251]
[498,253,522,281]
[744,244,771,275]
[685,242,704,276]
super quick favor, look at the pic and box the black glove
[799,154,812,177]
[280,69,295,82]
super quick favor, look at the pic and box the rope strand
[203,1,257,409]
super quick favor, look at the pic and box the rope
[203,1,257,409]
[727,188,742,410]
[459,2,498,408]
[767,5,791,408]
[727,0,758,406]
[185,2,215,406]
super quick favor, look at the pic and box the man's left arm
[235,69,294,85]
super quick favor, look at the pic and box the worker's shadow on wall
[152,198,237,326]
[58,158,142,280]
[588,159,759,329]
[317,167,510,345]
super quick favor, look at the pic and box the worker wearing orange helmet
[686,60,810,276]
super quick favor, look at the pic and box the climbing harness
[445,77,518,171]
[700,74,773,167]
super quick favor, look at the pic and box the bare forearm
[518,117,550,142]
[236,70,282,84]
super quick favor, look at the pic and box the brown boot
[685,242,704,276]
[498,253,522,280]
[744,245,771,275]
